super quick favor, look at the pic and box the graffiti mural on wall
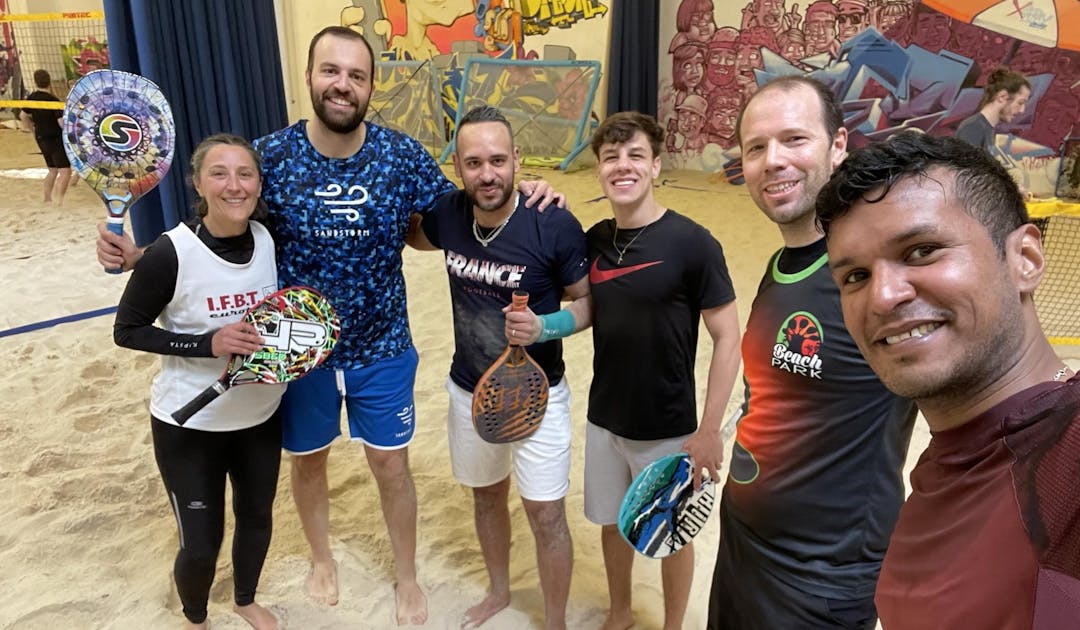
[61,36,109,80]
[660,0,1080,196]
[338,0,607,159]
[0,0,18,101]
[339,0,607,60]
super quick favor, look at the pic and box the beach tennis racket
[171,287,341,425]
[472,290,550,443]
[62,70,175,274]
[617,452,715,559]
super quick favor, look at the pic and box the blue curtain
[103,0,288,246]
[606,1,660,117]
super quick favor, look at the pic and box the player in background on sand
[583,111,741,630]
[818,130,1080,630]
[708,76,915,629]
[408,105,589,629]
[18,69,73,205]
[97,26,560,626]
[113,134,281,630]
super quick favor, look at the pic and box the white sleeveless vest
[149,220,284,431]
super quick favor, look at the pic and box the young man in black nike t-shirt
[583,111,741,630]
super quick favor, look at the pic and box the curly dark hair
[590,111,664,159]
[816,130,1028,253]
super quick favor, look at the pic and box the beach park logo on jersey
[98,113,143,153]
[772,311,823,380]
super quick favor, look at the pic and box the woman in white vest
[113,133,282,630]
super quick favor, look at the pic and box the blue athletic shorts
[280,347,419,454]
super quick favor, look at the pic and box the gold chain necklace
[613,223,649,265]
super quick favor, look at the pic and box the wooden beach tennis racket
[472,290,550,443]
[62,70,175,273]
[617,452,715,559]
[172,287,341,425]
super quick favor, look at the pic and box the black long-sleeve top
[113,219,256,357]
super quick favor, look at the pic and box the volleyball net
[1029,200,1080,348]
[0,10,108,113]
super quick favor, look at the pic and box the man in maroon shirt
[816,130,1080,630]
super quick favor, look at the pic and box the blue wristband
[537,309,576,343]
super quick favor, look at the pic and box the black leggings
[151,412,281,624]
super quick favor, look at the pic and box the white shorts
[584,422,689,525]
[446,377,572,501]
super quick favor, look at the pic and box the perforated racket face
[62,70,175,218]
[228,287,341,386]
[617,453,715,559]
[472,347,549,443]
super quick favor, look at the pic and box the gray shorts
[583,422,689,525]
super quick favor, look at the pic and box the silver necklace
[1053,366,1071,382]
[473,204,516,248]
[613,223,649,265]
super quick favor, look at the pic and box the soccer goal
[439,58,601,170]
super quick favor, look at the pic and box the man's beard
[312,89,367,134]
[466,180,513,212]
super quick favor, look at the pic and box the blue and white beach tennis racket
[617,452,715,559]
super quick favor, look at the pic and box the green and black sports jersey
[719,238,916,603]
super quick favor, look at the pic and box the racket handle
[511,290,529,311]
[104,217,125,275]
[171,382,227,425]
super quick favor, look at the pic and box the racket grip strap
[104,218,125,274]
[537,309,575,343]
[171,382,227,425]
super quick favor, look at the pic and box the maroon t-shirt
[876,375,1080,629]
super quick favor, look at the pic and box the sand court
[7,124,1076,628]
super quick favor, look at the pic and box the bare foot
[460,590,510,629]
[395,581,428,626]
[305,559,339,606]
[234,602,279,630]
[599,610,634,630]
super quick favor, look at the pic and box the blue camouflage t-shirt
[254,121,454,369]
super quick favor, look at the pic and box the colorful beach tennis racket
[62,70,175,273]
[472,290,550,443]
[171,287,340,425]
[617,452,715,559]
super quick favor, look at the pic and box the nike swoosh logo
[590,259,663,284]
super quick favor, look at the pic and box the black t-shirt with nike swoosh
[586,209,735,439]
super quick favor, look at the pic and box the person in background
[18,69,73,205]
[955,67,1031,159]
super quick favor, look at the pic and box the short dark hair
[816,130,1028,252]
[33,69,51,89]
[736,76,844,146]
[590,111,664,159]
[306,26,375,79]
[979,67,1031,109]
[457,105,514,143]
